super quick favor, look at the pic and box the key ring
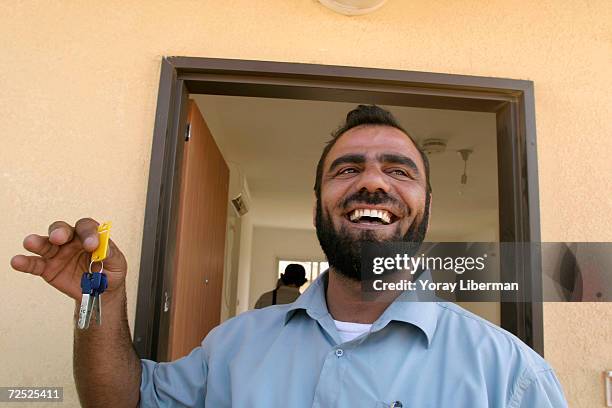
[89,259,104,274]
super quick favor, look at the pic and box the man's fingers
[22,234,60,259]
[10,254,46,276]
[103,238,127,271]
[75,218,100,251]
[48,221,74,245]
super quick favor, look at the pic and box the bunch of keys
[77,222,111,330]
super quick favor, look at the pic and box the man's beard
[315,190,430,281]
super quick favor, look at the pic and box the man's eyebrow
[378,153,420,175]
[327,154,366,172]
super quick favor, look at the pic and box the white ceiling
[193,95,499,241]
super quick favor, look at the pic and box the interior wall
[235,211,253,315]
[220,209,240,322]
[1,1,610,407]
[249,226,325,310]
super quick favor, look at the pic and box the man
[254,263,308,309]
[10,105,567,407]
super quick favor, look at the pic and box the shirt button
[335,349,344,357]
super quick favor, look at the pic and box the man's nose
[356,167,390,193]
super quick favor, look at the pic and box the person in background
[254,263,308,309]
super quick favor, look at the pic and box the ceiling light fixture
[318,0,388,16]
[420,138,447,155]
[458,149,473,185]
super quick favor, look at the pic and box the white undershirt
[333,319,373,343]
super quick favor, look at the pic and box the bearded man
[11,105,567,407]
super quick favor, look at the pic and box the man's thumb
[102,239,127,273]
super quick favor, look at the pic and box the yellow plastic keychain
[91,221,112,262]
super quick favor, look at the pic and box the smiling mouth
[345,208,398,225]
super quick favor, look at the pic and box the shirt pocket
[374,402,403,408]
[375,401,434,408]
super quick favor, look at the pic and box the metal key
[78,272,94,329]
[92,293,101,325]
[77,262,108,329]
[91,270,107,326]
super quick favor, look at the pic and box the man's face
[315,125,430,281]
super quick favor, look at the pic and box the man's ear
[426,192,432,232]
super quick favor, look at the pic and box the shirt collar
[370,277,440,347]
[284,270,440,347]
[284,272,330,323]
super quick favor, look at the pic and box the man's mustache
[342,191,400,208]
[340,190,406,214]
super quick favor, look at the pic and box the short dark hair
[313,105,432,199]
[281,263,307,286]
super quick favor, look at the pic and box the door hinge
[163,291,171,312]
[184,122,191,141]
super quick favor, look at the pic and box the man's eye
[339,168,358,174]
[389,169,409,177]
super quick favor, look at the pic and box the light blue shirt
[140,272,567,407]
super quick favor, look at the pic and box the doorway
[133,57,542,361]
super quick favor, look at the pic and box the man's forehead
[325,125,423,167]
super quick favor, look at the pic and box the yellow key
[91,221,112,262]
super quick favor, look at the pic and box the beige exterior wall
[1,1,610,406]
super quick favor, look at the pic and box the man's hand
[10,218,127,301]
[11,218,141,408]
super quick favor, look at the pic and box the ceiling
[193,95,499,241]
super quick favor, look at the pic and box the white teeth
[382,212,390,223]
[348,208,393,224]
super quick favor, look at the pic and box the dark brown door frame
[133,56,543,360]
